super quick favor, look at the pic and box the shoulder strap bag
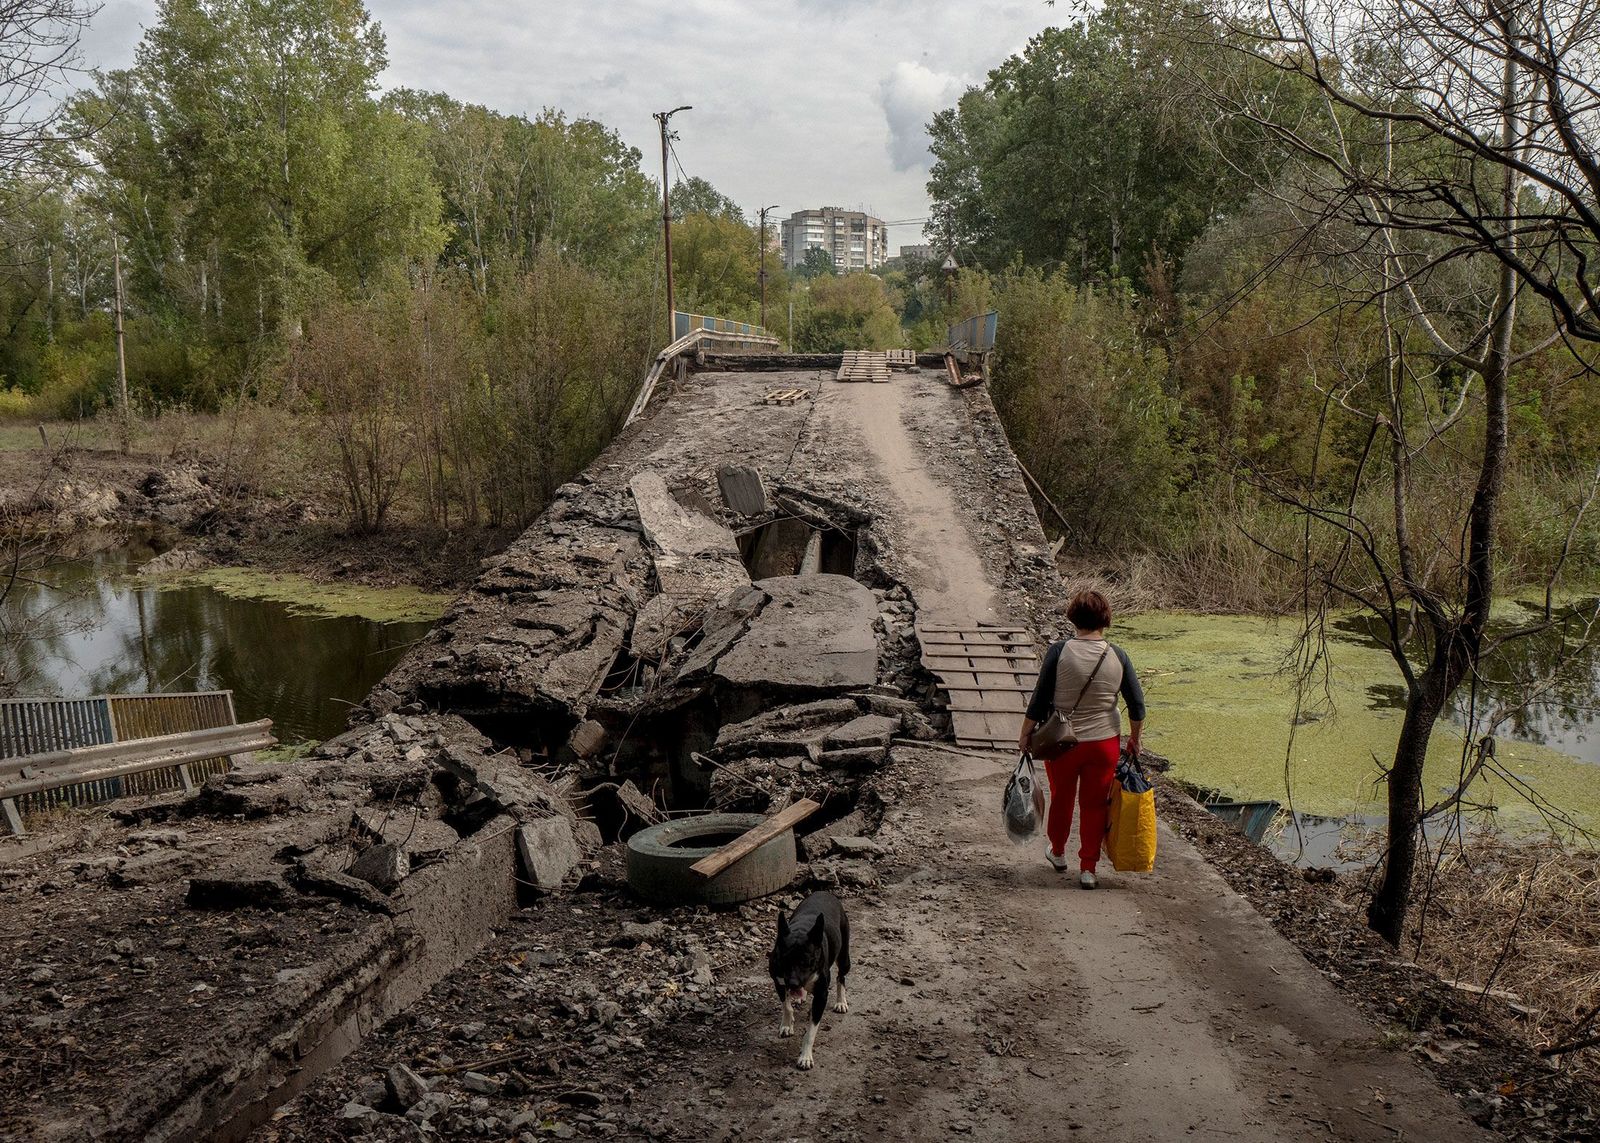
[1027,643,1110,760]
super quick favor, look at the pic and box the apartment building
[779,208,890,272]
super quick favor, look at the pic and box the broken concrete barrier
[348,843,410,893]
[717,463,769,516]
[516,816,580,890]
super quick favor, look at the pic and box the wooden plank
[691,798,820,879]
[916,626,1033,636]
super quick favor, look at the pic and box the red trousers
[1043,736,1120,871]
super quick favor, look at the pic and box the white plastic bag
[1002,752,1048,844]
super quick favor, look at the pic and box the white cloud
[877,61,965,172]
[72,1,1052,242]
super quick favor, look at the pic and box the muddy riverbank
[0,441,515,594]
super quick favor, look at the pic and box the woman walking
[1017,589,1145,888]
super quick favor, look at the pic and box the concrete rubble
[1,362,1073,1142]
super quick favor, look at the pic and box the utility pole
[757,203,779,331]
[111,226,130,455]
[654,105,691,345]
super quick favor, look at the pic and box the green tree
[671,211,789,323]
[796,246,836,280]
[927,0,1286,283]
[71,0,443,345]
[388,90,658,294]
[672,176,744,223]
[794,273,900,351]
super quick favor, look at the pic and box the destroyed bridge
[0,334,1497,1143]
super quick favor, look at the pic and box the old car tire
[626,813,797,906]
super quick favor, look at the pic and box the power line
[666,136,691,188]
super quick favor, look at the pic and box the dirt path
[634,371,1494,1142]
[618,745,1493,1142]
[815,380,1000,624]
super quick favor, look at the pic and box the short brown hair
[1066,589,1112,631]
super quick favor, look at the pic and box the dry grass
[1057,544,1304,616]
[1337,834,1600,1081]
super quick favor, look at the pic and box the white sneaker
[1079,871,1098,890]
[1045,848,1070,871]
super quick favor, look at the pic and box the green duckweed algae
[1118,611,1600,835]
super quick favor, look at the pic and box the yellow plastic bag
[1103,755,1157,873]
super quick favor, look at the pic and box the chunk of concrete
[516,817,580,890]
[714,698,865,758]
[817,745,887,770]
[440,745,562,818]
[185,869,292,910]
[351,808,460,863]
[830,836,886,858]
[631,470,741,558]
[193,774,310,819]
[385,1062,431,1111]
[715,575,878,691]
[348,843,410,892]
[822,714,899,751]
[567,719,608,759]
[717,464,769,516]
[290,862,396,915]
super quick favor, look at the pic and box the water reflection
[1333,602,1600,763]
[1,541,432,743]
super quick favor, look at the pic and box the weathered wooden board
[836,350,891,384]
[691,798,820,879]
[915,621,1040,749]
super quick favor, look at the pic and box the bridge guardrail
[1,720,277,834]
[0,690,261,833]
[626,313,783,426]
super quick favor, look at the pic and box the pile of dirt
[1158,785,1599,1142]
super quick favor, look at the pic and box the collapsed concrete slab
[628,469,751,660]
[370,486,651,740]
[713,575,878,692]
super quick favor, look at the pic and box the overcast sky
[77,0,1060,247]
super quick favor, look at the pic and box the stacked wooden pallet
[887,349,917,369]
[836,350,891,383]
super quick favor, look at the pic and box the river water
[1,540,436,743]
[11,540,1596,857]
[1118,607,1600,864]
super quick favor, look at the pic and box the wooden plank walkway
[914,620,1040,750]
[836,350,891,383]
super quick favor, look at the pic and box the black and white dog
[768,891,851,1070]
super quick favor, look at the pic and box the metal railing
[1,721,277,834]
[625,313,783,426]
[672,311,772,345]
[0,690,257,831]
[947,311,998,358]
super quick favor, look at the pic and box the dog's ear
[776,913,789,941]
[809,920,826,944]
